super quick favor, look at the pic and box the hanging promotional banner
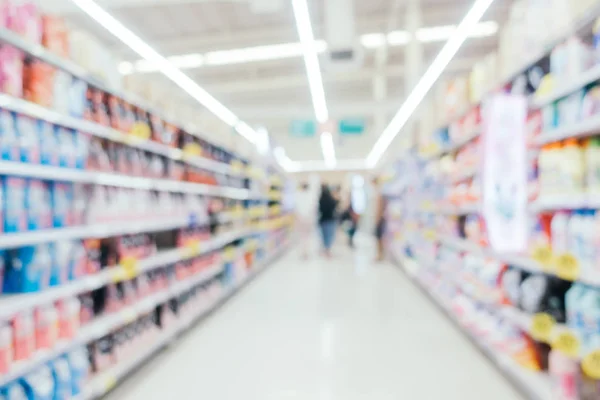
[482,94,527,254]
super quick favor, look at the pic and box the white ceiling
[49,0,510,162]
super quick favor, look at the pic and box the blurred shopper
[374,177,386,261]
[296,182,316,258]
[340,194,359,248]
[318,184,338,257]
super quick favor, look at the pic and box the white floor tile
[105,238,524,400]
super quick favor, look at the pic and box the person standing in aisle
[340,193,360,248]
[318,184,338,258]
[295,182,317,258]
[374,177,387,261]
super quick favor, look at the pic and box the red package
[34,306,58,350]
[41,15,69,56]
[56,298,80,339]
[12,312,34,361]
[0,324,12,374]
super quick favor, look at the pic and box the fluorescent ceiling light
[320,132,336,168]
[204,40,326,66]
[69,0,256,143]
[121,21,498,74]
[366,0,496,167]
[292,0,329,124]
[273,146,298,171]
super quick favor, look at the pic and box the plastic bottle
[549,350,579,400]
[585,137,600,194]
[562,139,585,193]
[551,212,570,254]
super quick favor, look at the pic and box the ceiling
[47,0,510,163]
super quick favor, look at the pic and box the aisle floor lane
[106,239,523,400]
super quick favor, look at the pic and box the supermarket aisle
[106,238,523,400]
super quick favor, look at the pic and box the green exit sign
[339,118,365,135]
[289,120,316,137]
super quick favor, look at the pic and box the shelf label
[131,122,151,139]
[110,268,127,283]
[104,375,117,392]
[185,241,201,258]
[121,256,139,279]
[530,313,556,343]
[583,350,600,379]
[552,330,580,358]
[555,253,580,281]
[532,246,554,270]
[223,246,235,261]
[424,229,437,241]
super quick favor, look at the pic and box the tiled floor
[105,237,523,400]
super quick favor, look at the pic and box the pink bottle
[549,350,579,400]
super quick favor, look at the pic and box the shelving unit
[386,3,600,399]
[0,3,294,396]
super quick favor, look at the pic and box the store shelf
[438,203,480,215]
[529,193,600,212]
[427,129,481,159]
[0,228,249,320]
[0,30,234,163]
[0,92,242,178]
[451,165,478,183]
[533,114,600,146]
[0,262,223,387]
[80,245,289,400]
[531,64,600,109]
[0,161,249,198]
[393,254,554,400]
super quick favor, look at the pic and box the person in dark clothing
[318,184,338,257]
[340,202,359,248]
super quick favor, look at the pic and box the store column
[402,0,424,151]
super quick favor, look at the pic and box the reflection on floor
[105,235,523,400]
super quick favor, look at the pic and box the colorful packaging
[4,245,52,293]
[40,15,69,57]
[0,45,23,98]
[4,177,26,233]
[33,306,58,350]
[16,115,39,164]
[1,381,27,400]
[54,127,75,168]
[23,60,54,108]
[69,78,87,118]
[67,348,89,395]
[56,298,80,339]
[36,121,57,166]
[26,180,51,230]
[20,365,54,400]
[49,182,72,228]
[0,323,12,374]
[49,358,71,400]
[7,1,42,44]
[73,132,88,170]
[0,110,18,161]
[11,312,34,361]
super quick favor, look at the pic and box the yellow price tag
[223,246,235,261]
[530,313,556,343]
[552,330,580,358]
[532,246,554,270]
[110,268,127,283]
[121,256,139,278]
[583,350,600,379]
[424,229,437,241]
[131,122,151,139]
[184,242,201,258]
[231,160,243,173]
[555,253,580,281]
[104,375,117,392]
[182,143,202,159]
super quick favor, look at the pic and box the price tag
[110,268,127,283]
[555,253,580,282]
[583,350,600,379]
[532,246,554,271]
[184,242,199,259]
[530,313,556,343]
[104,375,117,392]
[424,229,437,241]
[182,143,202,159]
[231,160,243,173]
[131,122,151,139]
[553,330,581,358]
[223,246,235,261]
[121,256,139,279]
[122,309,137,324]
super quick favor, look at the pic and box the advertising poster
[482,94,528,253]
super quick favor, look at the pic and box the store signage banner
[338,118,365,135]
[482,94,528,253]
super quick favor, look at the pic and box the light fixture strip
[291,0,329,123]
[320,132,336,166]
[366,0,495,167]
[69,0,256,143]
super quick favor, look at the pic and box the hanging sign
[482,94,528,253]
